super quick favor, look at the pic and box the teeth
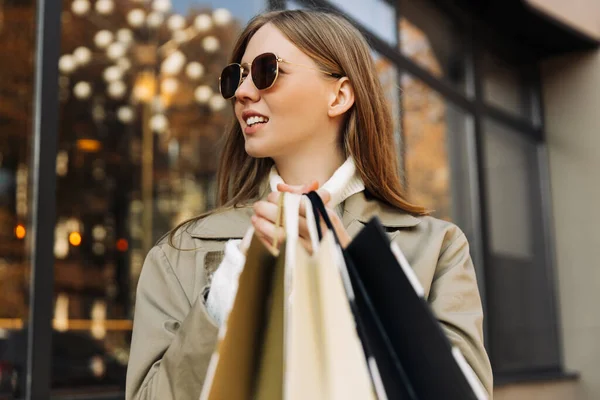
[245,115,268,126]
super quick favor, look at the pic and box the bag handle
[306,191,339,244]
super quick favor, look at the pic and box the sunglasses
[219,52,343,99]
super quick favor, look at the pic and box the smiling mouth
[245,115,269,127]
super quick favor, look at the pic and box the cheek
[270,81,328,127]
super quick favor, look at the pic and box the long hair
[169,9,426,246]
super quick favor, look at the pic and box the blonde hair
[169,9,426,246]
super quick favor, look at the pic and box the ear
[327,77,355,118]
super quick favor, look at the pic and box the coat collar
[189,190,421,240]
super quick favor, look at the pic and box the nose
[235,73,260,103]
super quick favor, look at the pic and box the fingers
[252,215,286,247]
[277,180,319,194]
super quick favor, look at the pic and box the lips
[241,109,269,135]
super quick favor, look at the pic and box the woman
[126,9,493,400]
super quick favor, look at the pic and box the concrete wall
[526,0,600,40]
[533,49,600,400]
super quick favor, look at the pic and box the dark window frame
[286,0,568,385]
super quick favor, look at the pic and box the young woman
[126,9,493,400]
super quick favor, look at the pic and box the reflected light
[127,9,146,27]
[103,65,123,82]
[194,85,212,104]
[186,62,204,80]
[73,81,92,99]
[194,14,212,32]
[147,11,164,28]
[95,0,114,15]
[59,54,77,74]
[161,50,186,75]
[77,139,102,152]
[202,36,219,53]
[73,47,92,65]
[116,238,129,252]
[15,224,26,240]
[150,114,168,133]
[107,81,127,99]
[69,232,82,246]
[213,8,232,26]
[117,106,134,123]
[71,0,91,16]
[167,14,186,31]
[117,28,134,44]
[153,0,171,13]
[94,30,114,49]
[54,294,69,332]
[107,42,127,60]
[161,77,178,94]
[133,71,156,103]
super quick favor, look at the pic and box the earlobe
[328,77,355,118]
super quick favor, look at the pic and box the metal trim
[26,0,63,397]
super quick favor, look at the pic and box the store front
[0,0,596,398]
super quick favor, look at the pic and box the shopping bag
[200,196,285,400]
[256,193,375,400]
[307,190,487,400]
[346,218,488,400]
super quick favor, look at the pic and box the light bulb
[92,225,107,241]
[59,55,77,73]
[186,62,204,80]
[209,94,226,111]
[94,30,114,49]
[194,85,212,104]
[202,36,219,53]
[117,106,134,123]
[117,57,131,71]
[107,42,126,60]
[194,14,212,32]
[149,114,168,133]
[103,65,122,82]
[213,8,232,26]
[107,81,127,99]
[127,9,146,27]
[71,0,90,16]
[73,81,92,99]
[147,11,164,28]
[161,78,178,94]
[73,47,92,65]
[167,14,185,31]
[95,0,114,15]
[117,28,133,44]
[161,50,186,75]
[152,0,171,13]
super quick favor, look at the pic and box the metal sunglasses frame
[219,52,343,99]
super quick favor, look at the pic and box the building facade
[0,0,599,398]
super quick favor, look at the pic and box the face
[234,23,337,160]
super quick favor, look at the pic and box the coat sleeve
[428,229,494,398]
[125,245,219,400]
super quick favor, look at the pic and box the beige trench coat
[126,190,493,399]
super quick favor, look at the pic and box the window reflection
[399,0,467,92]
[0,0,36,397]
[49,0,260,393]
[402,74,454,221]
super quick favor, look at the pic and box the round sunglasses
[219,52,343,99]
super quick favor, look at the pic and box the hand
[251,181,351,254]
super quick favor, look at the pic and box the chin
[244,141,274,159]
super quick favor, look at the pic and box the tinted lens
[220,64,241,99]
[251,53,278,90]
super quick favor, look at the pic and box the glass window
[373,51,402,164]
[52,0,265,394]
[401,74,471,223]
[399,0,468,93]
[482,51,533,119]
[0,0,36,397]
[290,0,396,45]
[482,119,561,374]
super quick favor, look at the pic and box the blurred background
[0,0,599,398]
